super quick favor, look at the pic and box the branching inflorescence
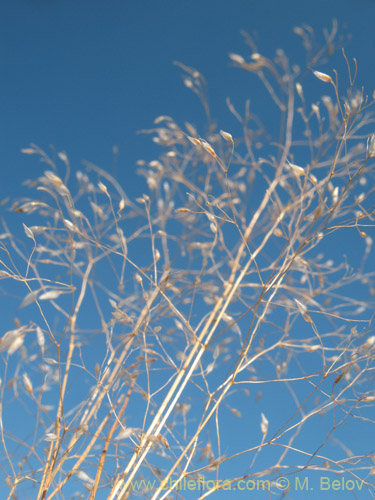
[1,22,375,499]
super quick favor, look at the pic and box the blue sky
[1,0,375,201]
[1,1,375,499]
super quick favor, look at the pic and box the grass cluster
[1,22,375,499]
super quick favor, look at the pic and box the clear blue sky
[1,1,375,499]
[1,0,375,201]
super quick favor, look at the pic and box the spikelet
[98,182,108,195]
[23,224,34,240]
[229,53,245,65]
[294,299,312,323]
[23,373,33,395]
[260,413,269,435]
[220,130,233,142]
[287,160,305,177]
[368,134,375,158]
[313,70,333,84]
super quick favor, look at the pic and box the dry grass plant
[1,22,375,499]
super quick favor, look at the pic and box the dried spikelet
[20,290,39,308]
[187,135,202,147]
[363,335,375,348]
[368,134,375,158]
[0,327,26,354]
[39,290,63,300]
[356,192,365,203]
[119,198,126,211]
[63,219,78,232]
[205,362,214,374]
[311,103,320,119]
[36,326,45,354]
[296,82,303,98]
[136,195,148,204]
[229,53,245,65]
[334,371,345,385]
[260,413,269,435]
[58,151,68,163]
[154,115,173,124]
[21,148,36,154]
[220,130,233,142]
[362,395,375,402]
[231,408,242,418]
[294,298,307,314]
[76,170,84,181]
[349,91,363,111]
[10,337,23,355]
[115,427,138,440]
[222,313,233,323]
[23,223,34,240]
[15,201,49,214]
[200,139,217,157]
[287,160,305,177]
[146,176,158,190]
[44,171,70,196]
[90,201,104,218]
[159,435,170,448]
[332,186,339,204]
[313,70,333,84]
[30,226,47,235]
[294,298,312,323]
[44,357,58,365]
[184,123,197,139]
[75,423,89,439]
[174,319,184,331]
[183,78,193,88]
[307,345,320,352]
[23,373,33,394]
[76,471,94,487]
[322,95,333,109]
[44,433,58,442]
[273,228,283,237]
[98,181,108,194]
